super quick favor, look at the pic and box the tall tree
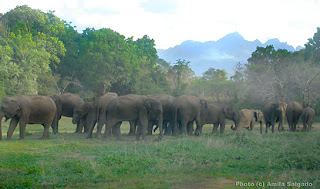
[167,59,194,96]
[305,27,320,64]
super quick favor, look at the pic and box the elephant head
[72,103,91,124]
[194,99,208,136]
[144,98,163,137]
[253,110,263,122]
[224,105,237,122]
[0,98,21,140]
[272,102,287,131]
[253,109,263,134]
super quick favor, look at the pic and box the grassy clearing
[0,118,319,188]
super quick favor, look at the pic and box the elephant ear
[144,99,152,113]
[83,104,91,114]
[200,99,207,109]
[10,99,21,112]
[253,110,259,121]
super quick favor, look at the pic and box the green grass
[0,118,319,188]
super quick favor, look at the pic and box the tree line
[1,5,320,114]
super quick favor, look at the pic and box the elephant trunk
[260,121,263,134]
[279,110,286,131]
[72,115,78,124]
[0,111,4,141]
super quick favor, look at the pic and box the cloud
[140,0,177,14]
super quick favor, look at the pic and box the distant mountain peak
[157,32,301,76]
[219,32,244,41]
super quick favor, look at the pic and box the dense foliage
[1,5,320,112]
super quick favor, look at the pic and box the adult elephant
[301,107,315,132]
[206,102,237,135]
[286,101,303,132]
[172,95,208,136]
[87,92,118,139]
[51,93,85,134]
[145,94,175,136]
[72,102,93,133]
[0,95,57,140]
[104,94,163,141]
[231,109,264,133]
[263,101,287,133]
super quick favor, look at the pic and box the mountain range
[157,32,304,76]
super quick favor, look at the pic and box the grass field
[0,117,319,188]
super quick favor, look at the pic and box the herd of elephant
[0,93,316,141]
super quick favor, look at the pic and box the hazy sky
[1,0,319,49]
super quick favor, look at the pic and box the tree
[167,59,194,96]
[305,27,320,64]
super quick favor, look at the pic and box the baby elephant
[231,109,264,133]
[301,107,315,132]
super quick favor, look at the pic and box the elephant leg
[87,120,97,139]
[250,121,254,131]
[103,119,117,139]
[308,122,312,132]
[128,120,137,136]
[265,123,270,134]
[173,120,181,136]
[147,121,153,135]
[212,123,219,134]
[19,120,27,140]
[75,119,85,134]
[220,118,226,134]
[42,122,51,139]
[180,119,188,136]
[271,122,275,133]
[302,121,307,132]
[7,118,19,140]
[187,121,194,136]
[95,118,105,138]
[137,110,149,141]
[164,121,172,135]
[114,122,123,140]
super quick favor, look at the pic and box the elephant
[87,92,118,139]
[0,95,57,140]
[104,94,163,141]
[51,93,85,134]
[301,107,315,132]
[172,95,208,136]
[72,102,93,133]
[286,101,303,132]
[231,109,264,133]
[145,94,175,136]
[263,101,287,133]
[205,102,237,135]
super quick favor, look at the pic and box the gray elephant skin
[286,101,303,132]
[301,107,315,132]
[231,109,263,133]
[72,102,93,133]
[145,94,176,136]
[0,95,57,140]
[87,92,118,138]
[172,95,208,136]
[263,101,287,133]
[51,93,85,134]
[104,94,163,141]
[205,102,237,135]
